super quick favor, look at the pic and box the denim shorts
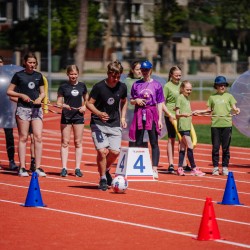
[16,107,43,121]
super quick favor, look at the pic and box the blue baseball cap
[214,76,229,86]
[141,60,152,69]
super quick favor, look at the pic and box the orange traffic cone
[196,197,221,240]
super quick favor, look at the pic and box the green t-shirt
[124,77,140,110]
[175,94,192,131]
[207,92,236,127]
[163,81,181,115]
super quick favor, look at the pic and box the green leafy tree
[188,0,250,60]
[153,0,188,69]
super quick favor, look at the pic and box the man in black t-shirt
[87,61,128,191]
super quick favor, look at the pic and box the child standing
[203,76,240,176]
[57,65,88,177]
[7,52,46,177]
[175,81,205,176]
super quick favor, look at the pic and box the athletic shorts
[164,116,176,138]
[179,130,190,136]
[61,116,84,125]
[16,107,43,121]
[91,124,122,152]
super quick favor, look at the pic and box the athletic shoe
[60,168,68,177]
[222,167,229,176]
[191,167,206,176]
[153,169,159,179]
[29,160,36,172]
[75,168,83,177]
[168,164,175,174]
[36,168,46,177]
[183,165,192,172]
[98,178,108,191]
[177,167,185,176]
[9,160,18,171]
[18,168,29,177]
[212,167,219,176]
[106,170,113,186]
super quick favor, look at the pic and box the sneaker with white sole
[60,168,68,177]
[212,167,219,176]
[191,167,205,176]
[167,164,175,174]
[18,168,29,177]
[35,168,46,177]
[153,169,159,179]
[177,167,185,176]
[75,168,83,177]
[222,167,229,176]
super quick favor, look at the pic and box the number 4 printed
[119,154,126,172]
[133,155,145,173]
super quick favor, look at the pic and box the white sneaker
[35,168,47,177]
[153,170,159,179]
[18,168,29,177]
[222,167,229,176]
[212,167,219,176]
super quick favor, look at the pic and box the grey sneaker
[18,168,29,177]
[222,167,229,176]
[75,168,83,177]
[35,168,47,177]
[60,168,68,177]
[212,167,219,176]
[9,160,18,171]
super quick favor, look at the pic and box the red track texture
[1,102,250,250]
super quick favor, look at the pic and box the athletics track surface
[0,102,249,250]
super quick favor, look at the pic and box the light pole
[48,0,52,99]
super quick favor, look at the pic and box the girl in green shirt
[175,81,205,176]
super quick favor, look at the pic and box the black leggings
[135,121,160,166]
[211,127,232,168]
[4,128,15,161]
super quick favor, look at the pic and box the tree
[75,0,88,75]
[153,0,188,70]
[188,0,250,60]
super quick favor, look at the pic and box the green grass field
[193,125,249,148]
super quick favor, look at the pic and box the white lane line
[1,199,250,249]
[1,182,250,223]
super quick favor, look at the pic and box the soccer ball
[111,175,128,193]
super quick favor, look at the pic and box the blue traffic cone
[218,171,243,205]
[23,172,46,207]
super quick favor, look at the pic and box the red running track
[0,105,250,250]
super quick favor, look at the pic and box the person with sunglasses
[87,60,128,191]
[129,60,165,179]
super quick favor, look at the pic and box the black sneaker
[29,160,36,172]
[9,160,18,171]
[60,168,68,177]
[75,169,83,177]
[98,179,108,191]
[168,164,175,174]
[106,170,113,186]
[184,165,192,172]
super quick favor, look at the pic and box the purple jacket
[129,105,161,141]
